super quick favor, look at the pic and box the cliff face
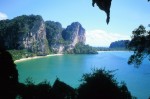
[0,15,86,54]
[0,15,50,55]
[45,21,63,45]
[19,16,50,55]
[62,22,86,46]
[46,21,86,53]
[45,21,64,53]
[62,22,86,52]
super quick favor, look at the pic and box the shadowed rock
[92,0,112,24]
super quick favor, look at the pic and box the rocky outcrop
[46,21,86,53]
[45,21,64,53]
[19,16,50,55]
[0,15,86,54]
[45,21,63,45]
[50,44,65,54]
[62,22,86,46]
[0,15,50,55]
[62,22,86,52]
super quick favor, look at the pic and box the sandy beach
[14,54,63,63]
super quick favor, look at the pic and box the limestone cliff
[45,21,64,53]
[0,15,50,55]
[62,22,86,46]
[45,21,86,53]
[62,22,86,51]
[19,16,50,55]
[0,15,86,55]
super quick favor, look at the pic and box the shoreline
[14,54,63,63]
[97,50,131,52]
[14,51,131,63]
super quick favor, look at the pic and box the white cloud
[0,12,8,20]
[85,29,131,47]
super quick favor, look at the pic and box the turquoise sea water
[16,51,150,99]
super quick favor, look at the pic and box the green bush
[8,49,36,61]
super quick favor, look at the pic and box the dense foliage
[78,69,133,99]
[17,78,76,99]
[0,15,42,50]
[0,14,51,58]
[128,25,150,66]
[45,21,64,45]
[16,69,134,99]
[71,43,98,54]
[109,40,130,49]
[8,50,36,61]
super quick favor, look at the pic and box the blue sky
[0,0,150,47]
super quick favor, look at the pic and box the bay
[16,51,150,99]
